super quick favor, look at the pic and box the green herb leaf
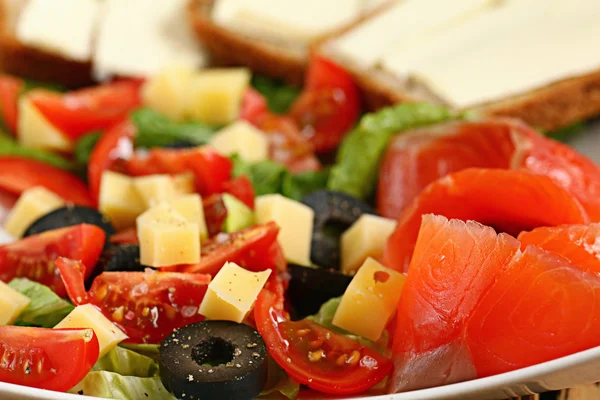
[281,169,329,201]
[252,75,301,114]
[546,122,586,143]
[8,278,74,327]
[0,134,74,170]
[74,130,102,165]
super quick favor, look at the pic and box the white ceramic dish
[1,121,600,400]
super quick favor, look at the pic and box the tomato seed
[296,329,311,337]
[336,354,348,366]
[308,349,325,362]
[309,339,323,349]
[347,350,361,366]
[111,306,124,322]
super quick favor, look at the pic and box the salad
[0,54,600,400]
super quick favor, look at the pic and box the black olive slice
[160,321,267,400]
[287,264,353,319]
[97,244,143,272]
[23,205,116,243]
[301,190,374,270]
[163,141,197,149]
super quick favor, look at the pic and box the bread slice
[0,0,95,88]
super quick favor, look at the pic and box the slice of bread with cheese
[186,0,391,85]
[0,0,207,87]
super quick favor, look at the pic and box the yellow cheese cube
[172,172,196,195]
[0,281,31,325]
[333,258,406,341]
[133,174,178,208]
[17,95,73,152]
[198,262,270,323]
[142,65,196,121]
[4,186,64,238]
[137,203,200,267]
[185,68,251,125]
[163,194,208,241]
[255,194,313,266]
[210,121,269,162]
[54,304,128,358]
[99,171,145,230]
[341,214,396,274]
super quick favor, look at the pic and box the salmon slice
[389,215,600,393]
[385,168,589,272]
[377,119,600,221]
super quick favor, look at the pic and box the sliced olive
[287,264,353,319]
[160,321,267,400]
[163,141,197,149]
[97,244,143,272]
[23,205,115,244]
[302,190,374,270]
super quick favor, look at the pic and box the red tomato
[0,326,99,391]
[29,80,143,141]
[202,194,228,237]
[240,88,269,125]
[126,147,233,196]
[109,228,139,245]
[57,257,211,344]
[254,290,392,395]
[0,157,93,206]
[88,120,136,203]
[0,74,23,134]
[222,176,255,209]
[0,224,105,297]
[289,56,360,153]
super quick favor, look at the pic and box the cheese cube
[163,194,208,241]
[185,68,251,125]
[4,186,64,238]
[172,172,196,195]
[0,228,14,245]
[137,203,200,267]
[255,194,313,266]
[198,262,271,323]
[341,214,396,274]
[333,258,406,341]
[0,281,31,325]
[210,121,269,162]
[133,175,178,208]
[54,304,128,358]
[99,171,145,230]
[142,65,196,121]
[17,95,73,152]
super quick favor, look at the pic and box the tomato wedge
[222,176,255,209]
[240,88,269,125]
[202,194,228,238]
[0,224,105,297]
[88,119,136,203]
[29,79,143,141]
[0,326,99,391]
[126,147,233,196]
[289,56,360,153]
[57,258,211,344]
[0,74,23,134]
[0,157,93,206]
[254,290,392,395]
[110,228,139,245]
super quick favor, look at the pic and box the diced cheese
[54,304,128,358]
[0,228,14,245]
[137,203,200,267]
[3,187,64,238]
[16,0,103,62]
[210,121,269,163]
[333,258,406,341]
[341,214,396,275]
[17,96,73,153]
[172,173,196,195]
[99,171,145,231]
[142,65,197,121]
[133,175,178,208]
[0,281,31,325]
[163,194,208,241]
[254,194,313,266]
[93,0,206,80]
[185,68,251,126]
[198,262,271,323]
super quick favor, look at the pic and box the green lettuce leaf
[8,278,74,327]
[119,343,160,362]
[132,108,216,148]
[328,103,458,200]
[547,122,585,143]
[74,131,102,166]
[0,134,74,170]
[92,346,159,377]
[258,356,300,400]
[252,75,301,114]
[281,169,329,201]
[68,371,174,400]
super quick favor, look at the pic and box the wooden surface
[511,384,600,400]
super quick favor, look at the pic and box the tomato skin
[0,224,105,297]
[110,228,139,245]
[222,176,255,209]
[289,56,360,153]
[202,194,228,237]
[0,74,23,134]
[254,290,392,395]
[29,79,143,141]
[57,258,212,344]
[0,326,99,391]
[240,88,269,125]
[0,157,93,206]
[88,120,136,203]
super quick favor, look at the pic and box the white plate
[2,121,600,400]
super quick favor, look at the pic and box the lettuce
[74,131,101,166]
[257,357,300,400]
[92,346,159,377]
[0,134,74,170]
[68,372,174,400]
[8,278,74,327]
[251,75,301,114]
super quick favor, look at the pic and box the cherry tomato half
[222,176,255,209]
[0,74,23,134]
